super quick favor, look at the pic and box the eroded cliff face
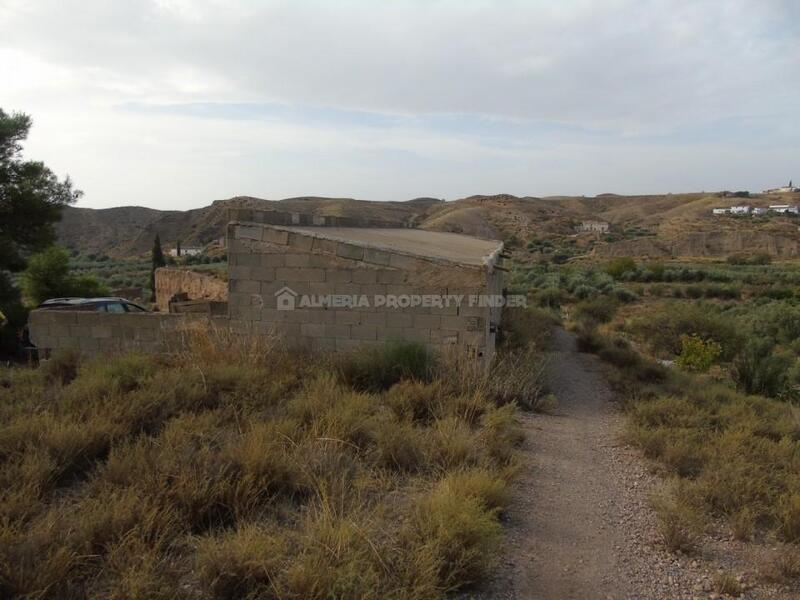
[595,230,800,259]
[154,268,228,312]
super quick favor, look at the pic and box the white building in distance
[712,205,751,215]
[169,246,203,257]
[575,220,610,233]
[768,205,800,214]
[763,180,799,194]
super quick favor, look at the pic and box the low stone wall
[28,310,226,357]
[154,267,228,312]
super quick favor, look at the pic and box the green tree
[1,109,81,272]
[150,234,166,298]
[21,246,108,305]
[0,108,81,355]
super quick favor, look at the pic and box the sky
[1,0,799,210]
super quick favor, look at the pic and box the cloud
[0,0,798,208]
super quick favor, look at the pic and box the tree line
[0,108,166,358]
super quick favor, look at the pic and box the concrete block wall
[227,222,502,360]
[28,310,225,357]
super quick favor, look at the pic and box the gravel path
[463,328,796,600]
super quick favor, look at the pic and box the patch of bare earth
[462,329,797,599]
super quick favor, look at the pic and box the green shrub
[598,344,641,370]
[630,303,741,360]
[732,340,791,398]
[613,287,639,303]
[498,306,559,352]
[21,246,109,305]
[572,284,595,300]
[573,297,617,324]
[604,257,637,279]
[339,342,436,392]
[675,334,721,372]
[533,287,565,309]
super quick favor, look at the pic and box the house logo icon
[275,286,298,311]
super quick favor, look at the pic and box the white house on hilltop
[575,220,610,233]
[768,205,800,214]
[712,204,798,216]
[712,205,751,215]
[764,180,799,194]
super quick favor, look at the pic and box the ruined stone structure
[29,212,506,363]
[226,222,505,361]
[154,267,228,312]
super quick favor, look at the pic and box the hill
[56,192,800,260]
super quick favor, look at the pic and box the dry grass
[713,571,743,596]
[755,547,800,584]
[649,484,701,554]
[626,384,800,548]
[0,327,537,599]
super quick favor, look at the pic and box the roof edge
[230,221,504,271]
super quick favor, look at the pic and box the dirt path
[464,329,793,600]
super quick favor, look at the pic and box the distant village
[711,180,799,216]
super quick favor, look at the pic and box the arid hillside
[57,192,800,259]
[56,196,443,257]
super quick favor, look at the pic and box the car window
[125,303,147,312]
[105,303,126,313]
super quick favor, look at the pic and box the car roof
[39,297,131,306]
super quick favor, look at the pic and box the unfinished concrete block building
[227,219,505,362]
[28,209,506,363]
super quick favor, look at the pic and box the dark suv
[36,297,149,313]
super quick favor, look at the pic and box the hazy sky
[2,0,798,209]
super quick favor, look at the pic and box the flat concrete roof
[284,226,503,267]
